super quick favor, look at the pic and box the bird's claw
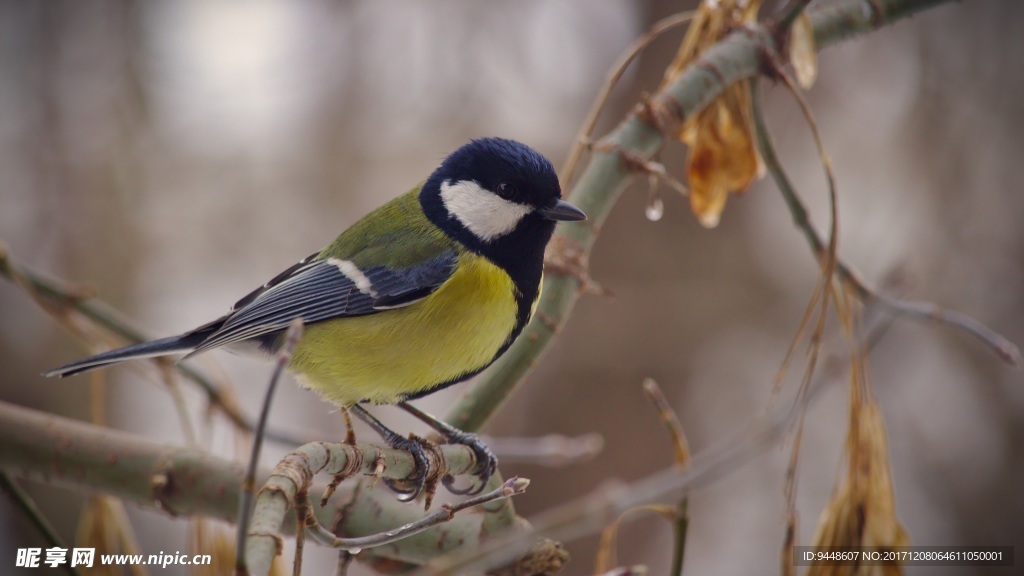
[382,434,431,502]
[441,430,498,496]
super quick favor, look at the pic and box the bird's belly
[289,253,520,407]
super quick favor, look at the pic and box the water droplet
[347,547,361,555]
[645,198,664,222]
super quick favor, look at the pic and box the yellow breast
[289,252,519,406]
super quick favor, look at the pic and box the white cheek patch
[440,180,532,242]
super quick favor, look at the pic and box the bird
[46,137,587,502]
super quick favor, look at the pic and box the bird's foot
[381,433,431,502]
[439,428,497,495]
[397,402,499,496]
[350,404,440,507]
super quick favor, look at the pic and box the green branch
[0,400,512,568]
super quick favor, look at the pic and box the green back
[318,186,458,269]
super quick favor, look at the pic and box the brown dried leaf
[809,398,908,576]
[660,1,723,87]
[790,12,818,90]
[661,0,762,90]
[659,0,765,228]
[682,81,764,228]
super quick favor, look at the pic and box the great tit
[47,137,587,501]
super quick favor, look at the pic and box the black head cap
[421,138,585,297]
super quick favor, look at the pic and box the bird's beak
[540,199,587,222]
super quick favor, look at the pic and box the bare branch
[749,80,1020,367]
[303,478,527,551]
[641,379,691,469]
[560,10,695,190]
[242,439,510,575]
[236,319,303,576]
[0,400,505,569]
[483,433,604,467]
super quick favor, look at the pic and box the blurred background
[1,1,1022,575]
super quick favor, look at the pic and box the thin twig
[594,381,693,574]
[594,504,676,573]
[670,499,689,576]
[781,405,807,576]
[559,11,695,190]
[482,433,604,467]
[749,80,1020,366]
[302,477,529,551]
[757,50,844,576]
[474,470,519,541]
[641,379,691,468]
[236,319,304,576]
[0,472,81,576]
[763,38,844,417]
[591,141,689,197]
[641,379,691,574]
[869,293,1020,365]
[769,279,825,402]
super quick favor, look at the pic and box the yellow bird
[48,137,586,499]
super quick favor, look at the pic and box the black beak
[540,199,587,222]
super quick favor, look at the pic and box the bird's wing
[186,248,457,356]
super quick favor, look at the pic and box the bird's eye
[496,182,516,200]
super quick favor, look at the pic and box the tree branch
[444,0,961,434]
[0,400,518,568]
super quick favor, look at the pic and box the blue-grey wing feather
[186,252,457,356]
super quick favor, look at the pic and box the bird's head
[420,138,586,260]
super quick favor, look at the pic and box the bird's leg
[340,406,356,445]
[321,407,359,506]
[349,404,431,503]
[398,402,497,496]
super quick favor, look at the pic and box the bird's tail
[45,332,208,378]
